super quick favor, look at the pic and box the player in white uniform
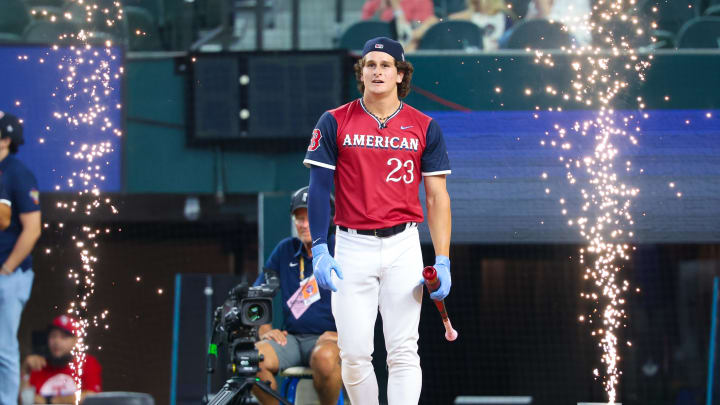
[302,37,452,405]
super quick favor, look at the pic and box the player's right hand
[261,329,288,346]
[24,354,46,372]
[430,255,451,301]
[311,243,344,292]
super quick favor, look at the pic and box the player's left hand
[430,255,451,301]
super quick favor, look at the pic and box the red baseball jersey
[303,99,451,229]
[29,355,102,396]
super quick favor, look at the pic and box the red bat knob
[422,266,458,341]
[423,266,440,291]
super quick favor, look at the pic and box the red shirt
[304,99,451,229]
[29,355,102,396]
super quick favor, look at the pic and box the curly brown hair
[353,57,414,99]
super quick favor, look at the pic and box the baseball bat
[422,266,458,341]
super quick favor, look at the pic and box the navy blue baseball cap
[362,37,405,62]
[0,112,24,147]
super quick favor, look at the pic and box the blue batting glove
[311,243,344,292]
[430,255,451,301]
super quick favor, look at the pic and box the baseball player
[303,37,452,405]
[0,111,42,404]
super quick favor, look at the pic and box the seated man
[252,186,341,405]
[22,315,102,404]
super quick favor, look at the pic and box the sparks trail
[531,0,655,402]
[36,1,125,402]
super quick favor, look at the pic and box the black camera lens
[245,303,264,322]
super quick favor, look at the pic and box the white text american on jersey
[341,134,419,151]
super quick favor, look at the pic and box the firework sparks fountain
[28,0,126,402]
[534,0,655,402]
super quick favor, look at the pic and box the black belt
[338,222,415,238]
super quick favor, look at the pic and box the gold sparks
[35,1,125,403]
[533,0,654,402]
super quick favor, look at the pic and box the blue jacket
[254,235,336,334]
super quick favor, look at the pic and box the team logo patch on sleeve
[308,129,322,152]
[30,189,40,205]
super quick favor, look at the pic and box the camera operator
[252,186,341,405]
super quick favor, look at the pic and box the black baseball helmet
[290,186,335,215]
[0,112,25,154]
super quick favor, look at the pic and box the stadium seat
[279,367,345,405]
[339,21,393,51]
[433,0,468,19]
[592,19,651,49]
[28,6,63,21]
[23,0,65,7]
[640,0,697,34]
[0,0,32,36]
[23,20,82,45]
[676,17,720,48]
[500,19,572,50]
[123,0,163,24]
[705,4,720,16]
[125,6,163,51]
[417,20,484,50]
[23,20,108,46]
[83,392,155,405]
[63,0,127,40]
[0,32,23,43]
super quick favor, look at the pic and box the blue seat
[676,16,720,48]
[500,19,571,49]
[339,21,393,51]
[418,20,484,50]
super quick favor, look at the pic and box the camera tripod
[207,375,291,405]
[206,338,291,405]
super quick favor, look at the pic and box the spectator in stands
[252,186,342,405]
[526,0,592,46]
[406,0,517,51]
[21,315,102,403]
[362,0,435,43]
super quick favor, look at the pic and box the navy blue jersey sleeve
[11,168,40,213]
[303,112,339,170]
[308,166,334,247]
[421,120,452,176]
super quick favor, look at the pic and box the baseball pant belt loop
[338,222,417,238]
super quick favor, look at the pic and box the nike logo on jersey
[400,125,414,130]
[289,262,299,267]
[341,134,419,151]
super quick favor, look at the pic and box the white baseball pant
[331,225,424,405]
